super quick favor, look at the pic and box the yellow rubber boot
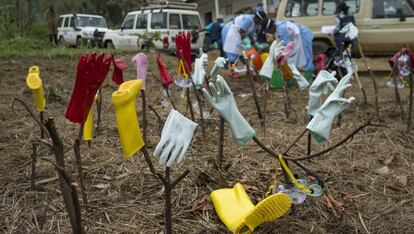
[83,95,98,141]
[112,80,145,158]
[26,66,45,112]
[211,183,291,234]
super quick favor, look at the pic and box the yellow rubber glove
[83,95,98,141]
[112,80,145,158]
[211,183,291,233]
[26,66,45,112]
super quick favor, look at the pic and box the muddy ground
[0,52,413,233]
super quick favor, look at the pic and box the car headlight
[82,31,93,37]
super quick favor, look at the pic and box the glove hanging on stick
[153,109,198,167]
[202,75,256,147]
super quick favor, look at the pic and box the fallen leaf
[183,193,212,213]
[393,175,408,187]
[93,183,110,189]
[376,166,390,175]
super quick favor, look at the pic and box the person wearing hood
[221,10,267,78]
[45,6,59,45]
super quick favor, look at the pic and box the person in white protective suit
[221,11,267,78]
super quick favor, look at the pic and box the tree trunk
[27,0,33,33]
[16,0,20,27]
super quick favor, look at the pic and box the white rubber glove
[199,48,208,71]
[202,75,256,147]
[288,63,309,90]
[210,57,227,78]
[307,70,338,117]
[153,109,198,167]
[307,73,355,143]
[193,58,206,89]
[259,40,284,79]
[340,23,359,40]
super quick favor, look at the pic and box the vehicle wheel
[313,40,330,55]
[105,41,115,49]
[76,37,84,48]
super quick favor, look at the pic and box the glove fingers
[209,82,219,101]
[159,141,174,166]
[202,88,214,104]
[166,144,181,167]
[176,143,190,165]
[217,75,232,95]
[169,145,184,167]
[154,137,168,157]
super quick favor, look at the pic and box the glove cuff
[227,109,256,147]
[306,112,334,143]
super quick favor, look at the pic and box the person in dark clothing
[45,6,58,45]
[204,15,225,56]
[333,2,355,51]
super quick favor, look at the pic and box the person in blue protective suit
[222,11,267,78]
[262,20,314,82]
[204,15,225,56]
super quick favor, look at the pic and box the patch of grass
[0,37,112,58]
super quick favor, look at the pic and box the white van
[102,2,205,52]
[57,14,109,47]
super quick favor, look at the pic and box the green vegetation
[0,37,113,58]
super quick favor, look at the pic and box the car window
[373,0,414,18]
[151,12,167,29]
[58,17,64,28]
[182,14,201,30]
[322,0,360,15]
[64,17,70,27]
[122,14,136,30]
[69,17,74,27]
[169,13,181,29]
[136,14,147,29]
[285,0,319,17]
[77,16,107,28]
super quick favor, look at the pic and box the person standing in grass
[46,6,58,45]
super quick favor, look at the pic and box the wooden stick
[44,118,84,234]
[31,143,37,189]
[148,105,164,134]
[74,125,87,205]
[391,67,405,119]
[408,73,413,131]
[290,121,376,161]
[217,117,225,170]
[165,87,177,110]
[241,55,263,121]
[96,89,102,133]
[178,51,206,138]
[263,81,269,135]
[186,88,195,121]
[39,112,45,139]
[142,91,148,143]
[164,167,172,234]
[356,41,379,114]
[345,46,368,105]
[307,132,312,156]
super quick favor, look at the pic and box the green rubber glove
[202,75,256,147]
[243,37,253,50]
[307,73,355,143]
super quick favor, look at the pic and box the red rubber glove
[65,53,112,124]
[156,52,173,86]
[112,58,127,85]
[175,32,192,73]
[313,53,327,74]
